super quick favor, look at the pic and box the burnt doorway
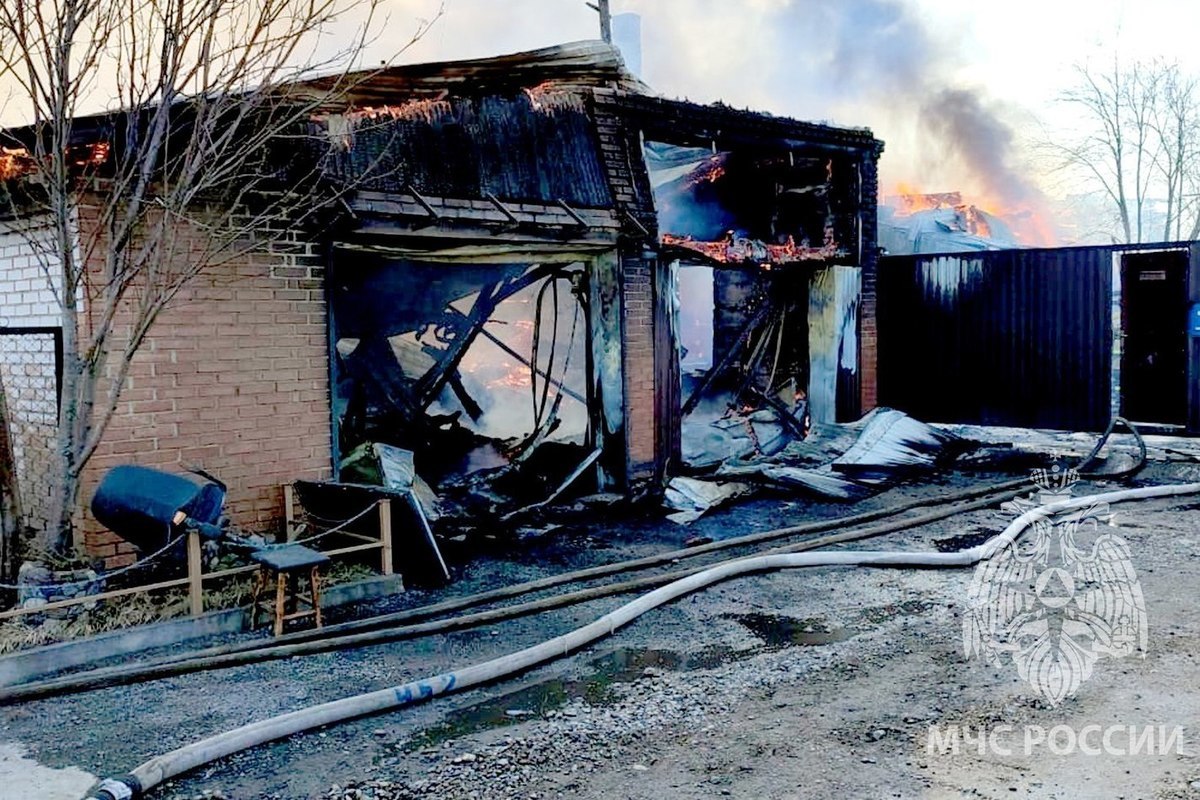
[1121,250,1189,425]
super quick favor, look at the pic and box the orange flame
[523,81,585,113]
[662,228,841,265]
[0,147,32,180]
[886,184,1056,247]
[687,163,726,187]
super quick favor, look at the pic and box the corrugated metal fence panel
[877,248,1114,431]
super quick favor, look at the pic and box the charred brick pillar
[621,248,658,481]
[591,88,665,486]
[858,145,883,414]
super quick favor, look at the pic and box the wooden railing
[0,495,394,623]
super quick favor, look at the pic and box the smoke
[375,0,1050,220]
[631,0,1049,215]
[920,88,1041,209]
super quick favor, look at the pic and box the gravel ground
[4,462,1200,799]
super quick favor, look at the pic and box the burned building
[302,42,884,503]
[0,41,883,555]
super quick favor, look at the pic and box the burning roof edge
[610,92,884,156]
[0,40,646,146]
[289,40,649,110]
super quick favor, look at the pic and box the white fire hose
[85,481,1200,799]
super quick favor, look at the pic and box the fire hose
[83,478,1196,800]
[5,483,1023,702]
[5,420,1148,701]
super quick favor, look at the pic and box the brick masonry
[620,251,656,474]
[591,89,660,481]
[0,220,65,535]
[73,219,332,565]
[858,150,882,414]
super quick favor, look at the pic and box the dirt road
[4,464,1200,799]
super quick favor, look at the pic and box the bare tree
[1054,58,1159,243]
[0,380,19,593]
[0,0,438,552]
[1054,57,1200,244]
[1150,65,1200,241]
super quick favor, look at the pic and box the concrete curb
[0,573,403,687]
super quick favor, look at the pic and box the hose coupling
[86,776,142,800]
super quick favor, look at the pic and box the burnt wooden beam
[556,198,590,229]
[747,386,808,440]
[446,371,483,420]
[680,300,772,417]
[414,280,502,411]
[413,264,573,413]
[621,209,650,238]
[405,184,441,220]
[485,192,519,225]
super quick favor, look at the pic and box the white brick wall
[0,222,62,327]
[0,220,66,534]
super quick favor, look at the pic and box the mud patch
[732,614,853,647]
[932,530,994,552]
[402,645,736,750]
[732,600,933,649]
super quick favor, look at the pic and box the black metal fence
[0,326,63,541]
[877,248,1115,431]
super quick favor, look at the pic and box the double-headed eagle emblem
[963,466,1147,706]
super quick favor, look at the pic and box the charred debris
[290,41,961,541]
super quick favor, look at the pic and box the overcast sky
[378,0,1200,209]
[6,0,1200,214]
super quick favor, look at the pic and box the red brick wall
[591,89,662,483]
[621,251,656,477]
[859,151,882,414]
[78,225,332,565]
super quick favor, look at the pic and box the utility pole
[586,0,612,43]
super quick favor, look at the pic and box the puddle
[932,530,994,552]
[733,613,853,647]
[733,601,933,647]
[401,645,734,750]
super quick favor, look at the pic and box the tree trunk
[0,377,22,606]
[50,226,83,555]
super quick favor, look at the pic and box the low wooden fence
[0,493,394,623]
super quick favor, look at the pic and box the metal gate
[876,248,1114,431]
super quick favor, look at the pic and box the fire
[0,148,31,180]
[888,186,964,214]
[523,81,584,113]
[339,97,453,124]
[885,184,1056,247]
[0,142,109,181]
[687,163,725,187]
[662,228,841,265]
[486,363,532,391]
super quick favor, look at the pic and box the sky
[6,0,1200,237]
[371,0,1200,229]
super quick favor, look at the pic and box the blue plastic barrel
[90,465,226,555]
